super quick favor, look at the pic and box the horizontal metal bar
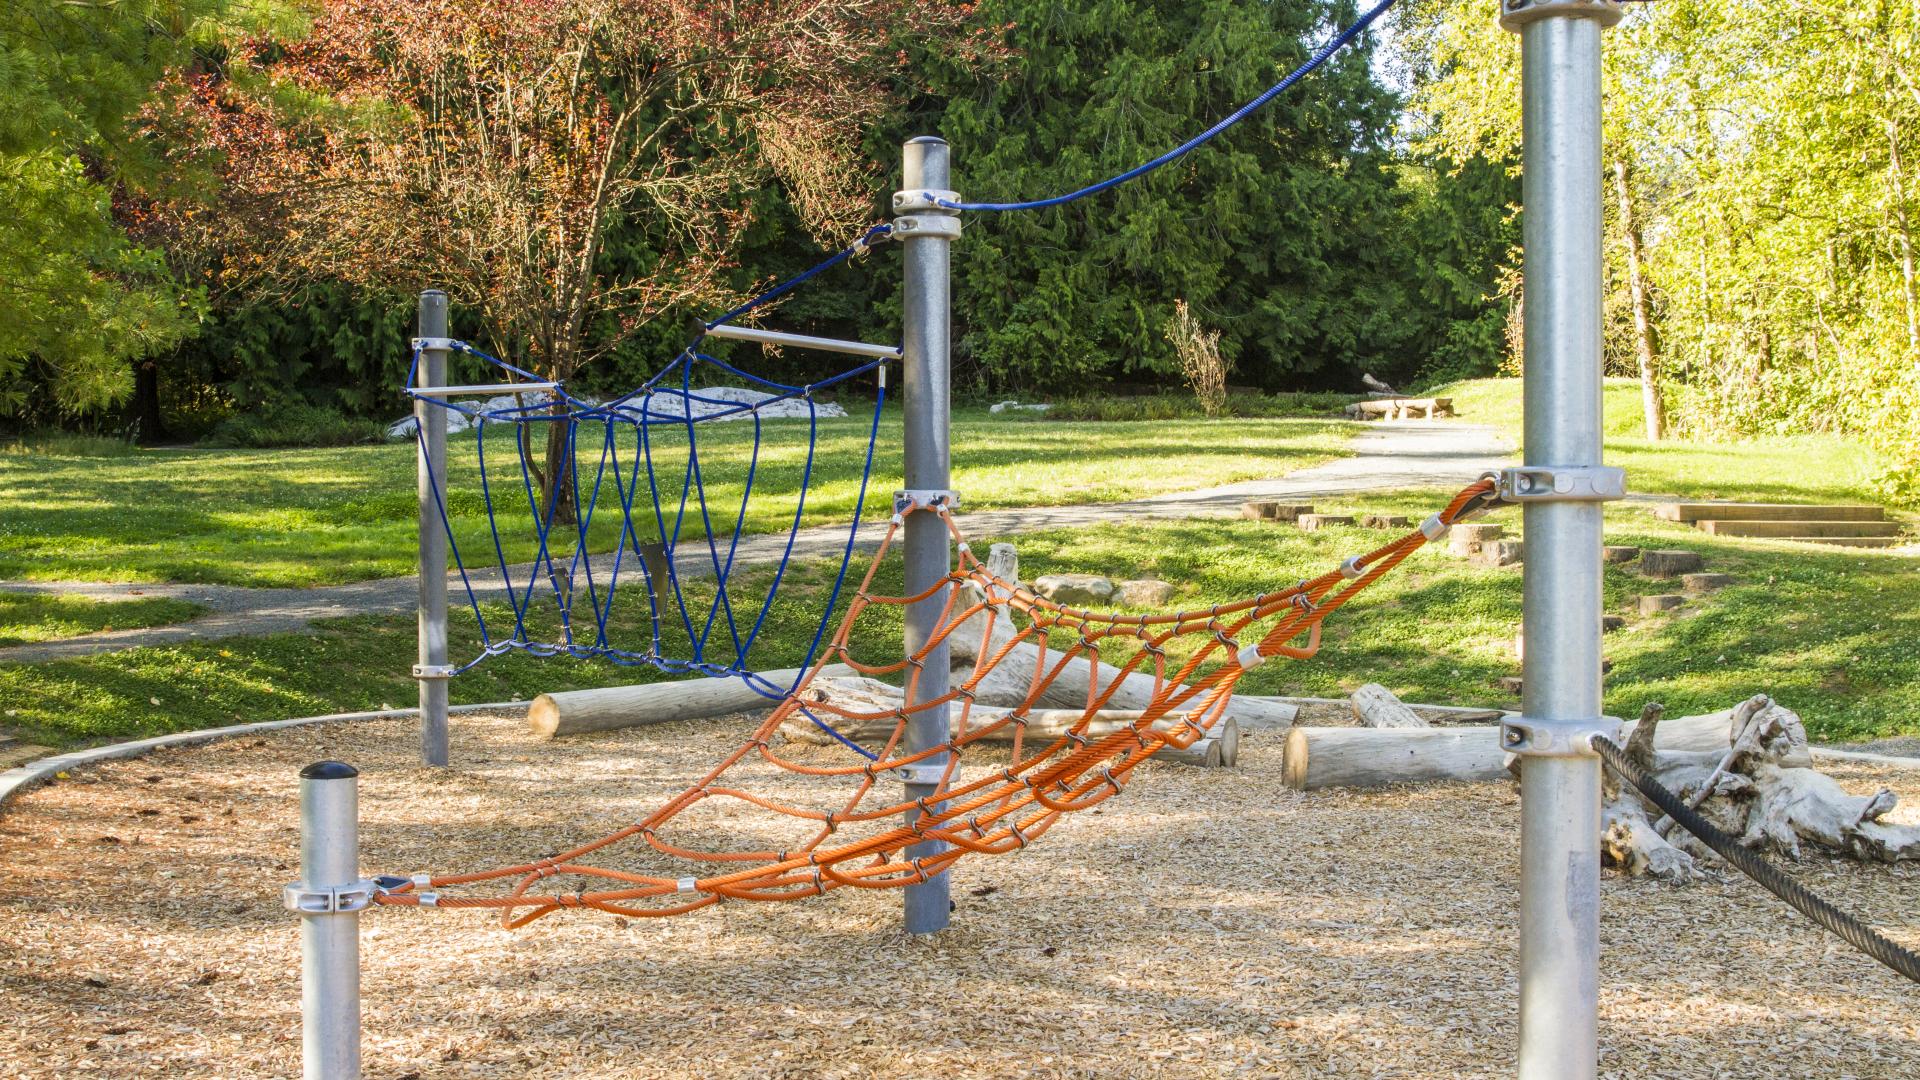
[704,323,902,360]
[409,382,558,398]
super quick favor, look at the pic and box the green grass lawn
[1437,377,1886,504]
[0,406,1355,588]
[0,592,206,647]
[5,492,1914,747]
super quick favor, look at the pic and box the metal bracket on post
[1498,0,1623,29]
[893,489,960,516]
[890,763,947,786]
[1500,716,1620,758]
[891,189,960,212]
[1494,465,1626,503]
[283,879,379,914]
[409,336,462,354]
[892,215,963,240]
[410,664,455,681]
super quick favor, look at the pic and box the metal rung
[703,323,902,360]
[409,382,558,398]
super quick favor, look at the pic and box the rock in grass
[1682,572,1735,593]
[1602,614,1626,632]
[1639,549,1704,578]
[1032,574,1113,606]
[1640,594,1685,614]
[1114,579,1175,607]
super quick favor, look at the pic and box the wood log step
[1654,502,1885,523]
[1698,519,1901,538]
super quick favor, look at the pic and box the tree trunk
[1613,159,1666,440]
[1885,118,1920,352]
[129,359,170,446]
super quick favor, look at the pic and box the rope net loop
[374,480,1495,927]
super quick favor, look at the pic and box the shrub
[203,404,385,448]
[1042,392,1356,423]
[1164,300,1229,418]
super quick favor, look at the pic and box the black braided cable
[1590,735,1920,984]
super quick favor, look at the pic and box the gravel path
[0,421,1510,663]
[1,710,1915,1078]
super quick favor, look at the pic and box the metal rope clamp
[1494,465,1626,503]
[410,336,461,352]
[1501,716,1620,758]
[283,878,379,914]
[411,664,455,680]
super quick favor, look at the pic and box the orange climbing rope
[373,479,1497,926]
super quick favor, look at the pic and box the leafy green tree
[0,1,264,417]
[897,0,1416,392]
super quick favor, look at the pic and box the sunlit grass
[0,405,1357,588]
[1435,377,1883,504]
[0,592,206,647]
[6,494,1914,746]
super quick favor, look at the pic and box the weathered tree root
[1603,695,1920,883]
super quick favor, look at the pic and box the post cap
[906,135,948,145]
[300,761,359,780]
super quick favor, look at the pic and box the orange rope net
[373,480,1496,927]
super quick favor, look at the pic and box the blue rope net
[406,339,889,700]
[400,0,1392,699]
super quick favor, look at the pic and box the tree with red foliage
[162,0,973,516]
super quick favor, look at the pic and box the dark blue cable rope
[705,223,893,329]
[413,424,491,649]
[929,0,1398,213]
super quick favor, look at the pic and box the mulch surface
[2,712,1916,1078]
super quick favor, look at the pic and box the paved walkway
[0,421,1511,663]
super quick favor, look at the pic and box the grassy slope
[0,593,206,647]
[5,493,1915,746]
[1438,377,1884,503]
[0,407,1355,588]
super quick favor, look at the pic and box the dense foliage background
[2,0,1914,497]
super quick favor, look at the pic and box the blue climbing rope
[924,0,1398,213]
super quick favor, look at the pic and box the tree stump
[1640,549,1705,577]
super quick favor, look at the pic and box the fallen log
[951,643,1298,730]
[1283,727,1508,790]
[780,676,1240,766]
[528,664,855,738]
[1350,683,1429,729]
[1282,710,1725,791]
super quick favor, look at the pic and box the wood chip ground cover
[1,713,1916,1078]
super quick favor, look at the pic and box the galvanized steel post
[896,136,958,934]
[1500,0,1623,1077]
[415,292,451,767]
[292,762,364,1079]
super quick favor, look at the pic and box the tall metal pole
[415,292,451,767]
[1500,1,1622,1077]
[290,761,365,1080]
[896,136,959,935]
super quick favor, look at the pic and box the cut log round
[1349,683,1429,729]
[528,665,854,738]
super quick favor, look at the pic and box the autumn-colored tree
[169,0,969,515]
